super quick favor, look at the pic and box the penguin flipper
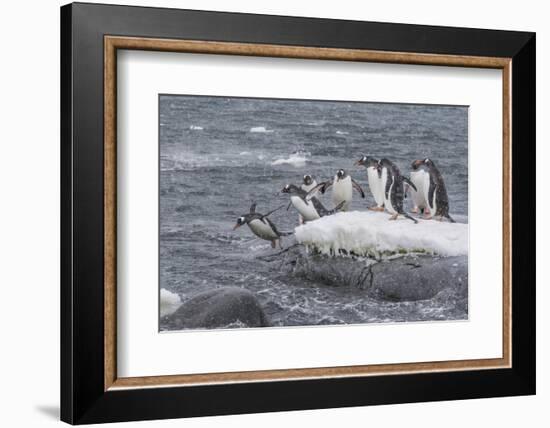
[351,178,366,198]
[307,181,330,198]
[249,202,257,213]
[262,204,285,218]
[445,213,456,223]
[402,176,417,192]
[331,201,346,214]
[263,216,283,236]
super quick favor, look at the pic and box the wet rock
[288,246,467,302]
[370,255,468,302]
[165,287,270,329]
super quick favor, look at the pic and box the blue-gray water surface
[159,95,468,330]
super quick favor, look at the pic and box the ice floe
[294,211,468,257]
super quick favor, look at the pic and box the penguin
[408,159,431,218]
[301,174,318,195]
[422,158,455,222]
[232,202,291,248]
[295,175,318,224]
[355,156,384,211]
[282,184,345,222]
[378,158,418,223]
[309,169,365,211]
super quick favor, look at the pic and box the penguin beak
[354,160,361,166]
[232,223,241,230]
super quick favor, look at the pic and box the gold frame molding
[104,36,512,391]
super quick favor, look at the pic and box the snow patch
[160,289,182,317]
[294,211,468,257]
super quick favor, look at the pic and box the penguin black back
[423,158,455,222]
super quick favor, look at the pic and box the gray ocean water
[159,95,468,330]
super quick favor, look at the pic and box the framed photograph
[61,2,535,424]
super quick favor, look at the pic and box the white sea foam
[271,151,310,167]
[336,130,349,135]
[250,126,273,133]
[294,211,468,257]
[189,125,203,130]
[160,288,182,317]
[239,151,251,156]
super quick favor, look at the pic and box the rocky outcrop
[370,255,467,301]
[290,247,467,302]
[164,287,270,329]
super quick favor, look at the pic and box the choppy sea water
[159,95,468,330]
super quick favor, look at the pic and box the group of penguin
[233,156,455,249]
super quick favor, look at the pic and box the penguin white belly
[248,219,278,240]
[367,167,384,207]
[381,169,397,214]
[291,196,320,221]
[430,188,438,216]
[410,170,428,209]
[332,176,353,211]
[301,181,318,197]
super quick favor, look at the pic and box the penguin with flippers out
[422,158,455,223]
[282,184,345,223]
[378,158,418,223]
[233,202,291,248]
[308,169,365,211]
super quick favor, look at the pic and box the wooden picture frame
[61,2,535,424]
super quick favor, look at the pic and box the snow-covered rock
[294,211,468,257]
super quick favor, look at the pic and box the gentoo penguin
[282,184,345,222]
[310,169,365,211]
[408,159,431,217]
[233,202,291,248]
[422,158,455,222]
[378,158,418,223]
[301,174,318,195]
[355,156,384,211]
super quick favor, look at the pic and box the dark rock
[370,255,468,301]
[288,246,467,302]
[165,287,270,329]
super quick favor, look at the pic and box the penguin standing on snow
[309,169,365,211]
[422,158,455,222]
[408,159,431,218]
[379,158,418,223]
[232,202,291,248]
[282,184,345,222]
[355,156,384,211]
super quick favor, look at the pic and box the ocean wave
[335,130,349,135]
[250,126,274,133]
[160,289,182,317]
[271,151,310,167]
[189,125,204,130]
